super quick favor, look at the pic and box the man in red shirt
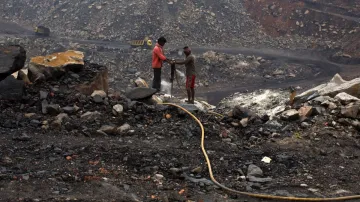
[152,37,172,92]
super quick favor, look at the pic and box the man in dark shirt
[174,46,196,104]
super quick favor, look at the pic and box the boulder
[0,45,26,81]
[281,109,299,121]
[341,103,359,118]
[126,87,157,100]
[28,50,84,82]
[335,92,360,105]
[295,74,360,103]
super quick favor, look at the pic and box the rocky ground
[1,44,360,202]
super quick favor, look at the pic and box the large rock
[295,74,360,103]
[341,103,359,118]
[0,75,24,100]
[281,109,299,121]
[335,92,360,105]
[0,45,26,81]
[126,87,157,100]
[28,50,84,82]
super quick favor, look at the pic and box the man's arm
[175,56,192,65]
[154,47,167,61]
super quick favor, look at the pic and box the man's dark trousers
[152,68,161,91]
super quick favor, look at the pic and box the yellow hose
[160,102,360,201]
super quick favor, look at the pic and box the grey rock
[112,104,124,116]
[41,100,48,114]
[222,138,232,142]
[313,96,331,103]
[81,111,101,121]
[247,164,263,177]
[51,113,69,128]
[91,90,107,103]
[248,176,272,183]
[335,92,360,105]
[240,118,249,127]
[39,91,48,99]
[70,73,80,79]
[46,104,61,116]
[301,122,311,128]
[281,109,299,121]
[93,95,103,103]
[30,119,41,126]
[117,123,131,134]
[313,106,326,115]
[126,87,157,100]
[183,174,213,185]
[154,174,164,180]
[341,103,359,118]
[232,106,255,119]
[62,106,76,114]
[322,100,337,109]
[99,125,115,135]
[178,103,199,113]
[13,133,31,141]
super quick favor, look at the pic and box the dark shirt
[176,54,196,76]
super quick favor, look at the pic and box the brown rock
[29,50,84,82]
[298,106,313,120]
[76,68,109,96]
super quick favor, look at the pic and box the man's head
[157,37,167,46]
[183,46,191,56]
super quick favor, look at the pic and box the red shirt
[152,43,167,68]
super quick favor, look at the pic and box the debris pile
[1,47,360,201]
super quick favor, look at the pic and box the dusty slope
[0,0,318,50]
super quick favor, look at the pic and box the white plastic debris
[261,156,272,163]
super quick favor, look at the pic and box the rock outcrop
[0,45,26,81]
[295,74,360,103]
